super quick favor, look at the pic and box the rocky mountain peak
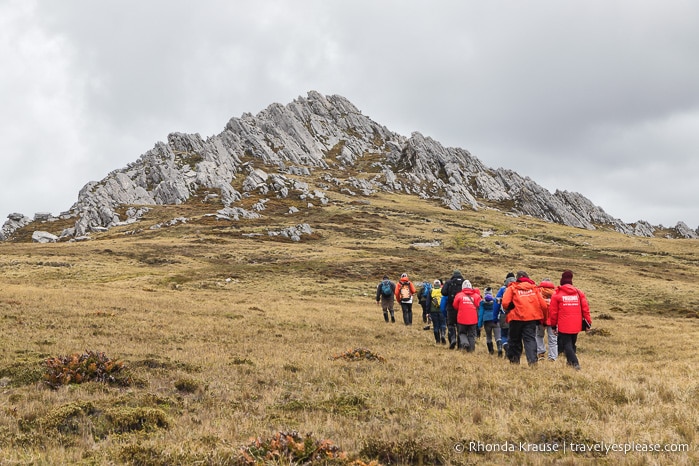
[2,91,697,241]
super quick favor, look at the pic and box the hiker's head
[560,270,574,286]
[484,294,494,302]
[433,279,441,287]
[382,275,389,280]
[516,271,529,280]
[401,273,409,280]
[462,280,473,289]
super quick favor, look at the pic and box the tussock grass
[1,190,698,464]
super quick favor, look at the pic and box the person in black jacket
[375,275,396,322]
[441,270,464,349]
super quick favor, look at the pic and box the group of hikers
[375,269,592,370]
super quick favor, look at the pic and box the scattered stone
[267,224,313,242]
[32,231,59,243]
[34,212,55,222]
[410,240,441,247]
[216,208,261,221]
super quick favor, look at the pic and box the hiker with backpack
[478,287,501,356]
[453,280,481,352]
[441,270,465,349]
[549,270,592,371]
[417,280,432,326]
[501,271,548,366]
[394,273,417,326]
[375,275,396,323]
[429,280,446,344]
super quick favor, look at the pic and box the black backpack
[447,277,464,307]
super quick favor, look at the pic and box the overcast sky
[2,0,698,229]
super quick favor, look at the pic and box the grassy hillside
[1,190,697,465]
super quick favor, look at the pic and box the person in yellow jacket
[501,271,548,365]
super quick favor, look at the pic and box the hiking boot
[548,357,556,362]
[441,337,447,345]
[423,325,431,331]
[391,316,395,323]
[573,363,581,371]
[487,342,494,355]
[537,352,545,361]
[496,341,503,358]
[449,342,457,350]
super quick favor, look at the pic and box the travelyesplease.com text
[454,440,690,455]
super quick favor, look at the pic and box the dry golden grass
[0,190,698,465]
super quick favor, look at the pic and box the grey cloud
[2,0,699,229]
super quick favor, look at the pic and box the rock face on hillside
[2,91,697,240]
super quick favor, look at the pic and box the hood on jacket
[517,276,536,285]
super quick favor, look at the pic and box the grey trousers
[457,324,478,352]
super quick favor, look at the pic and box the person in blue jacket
[477,287,501,355]
[495,273,516,357]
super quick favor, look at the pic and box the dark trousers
[557,333,579,366]
[507,320,539,364]
[400,302,413,325]
[430,311,446,343]
[420,301,429,323]
[446,307,458,346]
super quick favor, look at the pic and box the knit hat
[560,270,573,286]
[504,277,516,287]
[506,272,515,279]
[484,294,494,302]
[382,275,389,280]
[401,273,408,279]
[516,271,529,279]
[433,279,442,286]
[453,270,462,277]
[462,280,472,289]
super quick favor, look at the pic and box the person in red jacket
[501,271,548,365]
[549,270,591,370]
[453,280,481,352]
[394,273,417,326]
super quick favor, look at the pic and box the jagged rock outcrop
[2,91,697,240]
[631,221,655,237]
[674,222,698,239]
[1,213,32,241]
